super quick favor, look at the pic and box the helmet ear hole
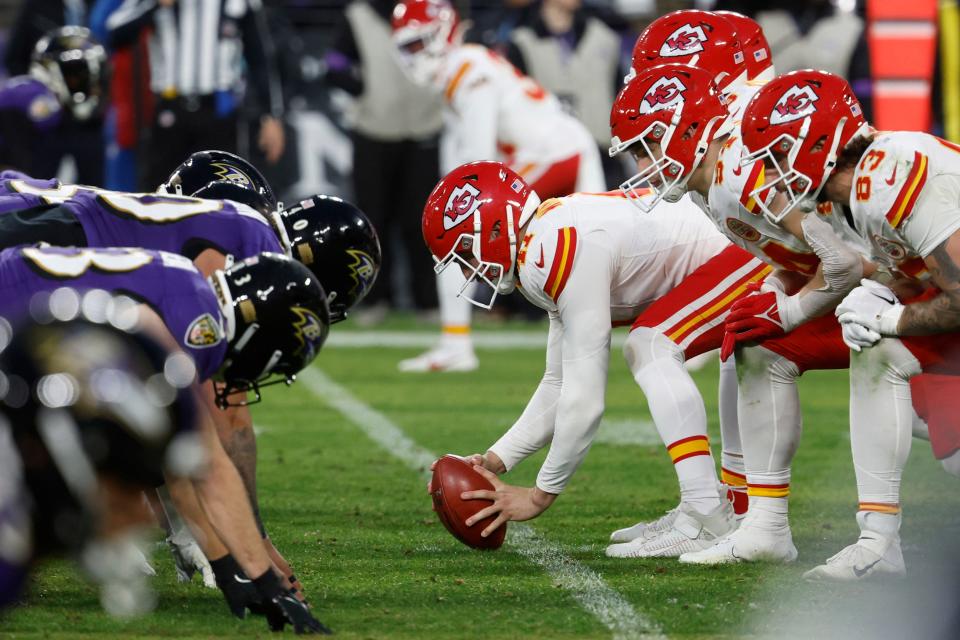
[489,220,502,242]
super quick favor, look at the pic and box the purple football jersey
[0,178,283,261]
[0,76,61,133]
[0,246,227,381]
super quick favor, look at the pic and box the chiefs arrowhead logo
[770,85,819,125]
[443,182,482,230]
[640,76,687,114]
[659,24,708,57]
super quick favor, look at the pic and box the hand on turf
[217,572,264,619]
[264,589,332,634]
[720,283,787,361]
[167,536,216,588]
[461,466,554,537]
[836,279,904,343]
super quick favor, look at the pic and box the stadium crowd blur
[0,0,935,320]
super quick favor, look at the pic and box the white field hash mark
[299,367,666,640]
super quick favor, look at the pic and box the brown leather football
[431,454,506,550]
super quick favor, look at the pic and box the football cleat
[398,345,479,372]
[609,505,680,543]
[803,533,905,582]
[605,501,736,558]
[678,510,797,565]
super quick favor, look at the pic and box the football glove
[836,279,904,350]
[167,533,216,588]
[209,554,265,619]
[720,282,787,361]
[264,588,333,634]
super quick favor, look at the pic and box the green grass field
[3,320,959,639]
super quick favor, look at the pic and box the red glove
[720,283,786,361]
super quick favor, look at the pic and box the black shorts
[0,204,87,250]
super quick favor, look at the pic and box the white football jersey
[849,131,960,280]
[488,192,729,494]
[692,133,824,275]
[516,192,729,321]
[692,129,869,275]
[438,44,596,173]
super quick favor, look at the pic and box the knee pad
[623,327,683,373]
[737,345,800,385]
[851,337,922,382]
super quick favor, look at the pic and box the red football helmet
[627,10,747,93]
[422,161,541,309]
[610,63,729,211]
[740,69,869,222]
[714,11,773,82]
[391,0,460,87]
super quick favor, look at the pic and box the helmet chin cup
[619,152,687,212]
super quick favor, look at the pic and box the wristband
[209,554,242,587]
[252,568,285,601]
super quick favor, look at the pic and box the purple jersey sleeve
[0,77,61,133]
[0,247,228,381]
[0,186,284,261]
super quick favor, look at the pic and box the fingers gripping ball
[431,455,506,550]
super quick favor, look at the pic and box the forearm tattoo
[900,240,960,335]
[222,426,265,535]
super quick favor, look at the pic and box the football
[430,454,507,550]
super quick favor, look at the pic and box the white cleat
[606,501,736,558]
[609,505,681,543]
[803,533,905,582]
[398,346,479,372]
[679,514,797,565]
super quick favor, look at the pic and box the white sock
[437,268,472,331]
[625,328,721,513]
[737,346,802,518]
[849,338,917,512]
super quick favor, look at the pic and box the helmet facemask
[394,19,453,88]
[433,192,540,310]
[741,116,848,223]
[611,108,724,212]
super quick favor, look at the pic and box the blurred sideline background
[0,0,954,320]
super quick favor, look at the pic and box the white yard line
[299,367,666,640]
[596,419,662,447]
[328,330,628,350]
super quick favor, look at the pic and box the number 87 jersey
[849,131,960,278]
[0,172,284,262]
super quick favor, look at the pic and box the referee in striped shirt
[104,0,285,190]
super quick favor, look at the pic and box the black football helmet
[0,290,204,554]
[161,150,276,215]
[30,26,106,121]
[210,252,330,407]
[277,195,382,323]
[191,179,275,217]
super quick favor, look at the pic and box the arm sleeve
[780,212,864,329]
[534,234,613,494]
[240,0,284,118]
[444,75,499,168]
[487,313,564,470]
[323,16,363,96]
[105,0,158,49]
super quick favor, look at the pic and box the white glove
[167,533,216,588]
[839,320,883,352]
[836,279,904,349]
[81,534,157,617]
